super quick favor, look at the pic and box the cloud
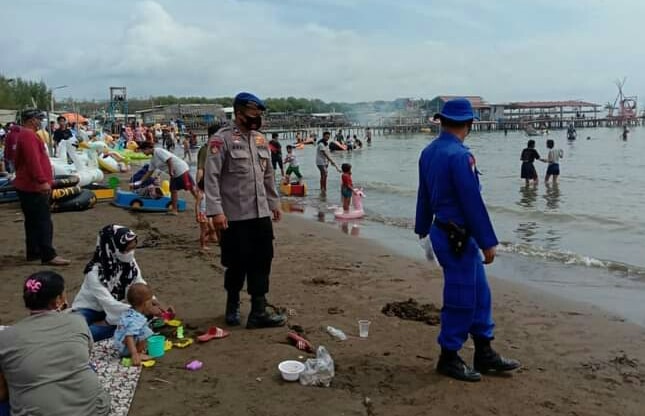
[1,0,643,103]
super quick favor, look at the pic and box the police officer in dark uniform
[415,98,520,382]
[204,92,286,329]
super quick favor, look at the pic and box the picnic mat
[91,340,142,416]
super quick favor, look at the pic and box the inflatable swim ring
[50,189,97,213]
[329,141,347,151]
[50,185,81,202]
[334,189,365,219]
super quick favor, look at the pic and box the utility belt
[434,220,470,256]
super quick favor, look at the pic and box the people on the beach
[545,139,563,184]
[346,134,354,151]
[138,141,198,215]
[365,127,372,144]
[622,125,629,141]
[195,180,217,251]
[415,97,520,382]
[113,283,155,366]
[341,163,356,212]
[14,109,70,266]
[269,132,285,177]
[567,124,577,140]
[0,271,110,415]
[2,124,19,174]
[335,130,344,143]
[197,123,222,186]
[283,145,302,184]
[316,131,341,196]
[520,139,544,186]
[72,225,171,341]
[52,116,73,156]
[182,135,192,163]
[204,92,287,329]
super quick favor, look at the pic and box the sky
[2,0,644,104]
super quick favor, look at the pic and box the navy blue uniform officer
[415,98,520,382]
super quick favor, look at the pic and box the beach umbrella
[61,112,88,124]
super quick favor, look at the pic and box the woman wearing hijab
[72,224,171,341]
[0,271,110,416]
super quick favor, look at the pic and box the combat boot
[436,349,481,382]
[246,296,287,329]
[225,292,241,326]
[473,338,521,373]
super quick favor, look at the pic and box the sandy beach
[1,202,644,416]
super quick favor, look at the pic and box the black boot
[436,349,481,382]
[473,338,521,373]
[246,296,287,329]
[225,292,241,326]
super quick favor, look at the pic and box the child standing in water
[520,139,544,185]
[113,283,156,366]
[545,139,563,184]
[341,163,356,212]
[283,145,303,184]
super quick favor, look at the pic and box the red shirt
[341,172,353,189]
[3,125,21,163]
[13,127,53,192]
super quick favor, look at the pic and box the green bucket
[108,177,120,189]
[147,335,166,358]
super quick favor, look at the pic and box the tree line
[0,75,51,110]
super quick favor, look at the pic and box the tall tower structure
[106,87,128,133]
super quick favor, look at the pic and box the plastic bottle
[326,326,347,341]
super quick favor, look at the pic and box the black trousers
[220,217,274,296]
[271,154,283,172]
[17,190,57,262]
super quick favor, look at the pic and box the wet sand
[1,202,644,416]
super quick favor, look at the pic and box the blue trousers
[74,308,116,342]
[430,225,495,351]
[0,401,9,416]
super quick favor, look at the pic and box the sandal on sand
[197,326,230,342]
[173,338,194,348]
[287,331,314,353]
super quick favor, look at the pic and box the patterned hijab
[84,224,139,300]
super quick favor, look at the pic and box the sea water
[275,127,645,326]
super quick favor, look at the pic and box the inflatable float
[328,141,347,151]
[280,181,307,197]
[0,177,18,203]
[50,139,104,186]
[50,189,97,213]
[112,189,187,213]
[334,189,365,220]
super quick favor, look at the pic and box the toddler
[113,283,156,366]
[196,179,218,250]
[341,163,356,212]
[283,145,303,184]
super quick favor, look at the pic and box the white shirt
[151,147,189,178]
[71,262,146,325]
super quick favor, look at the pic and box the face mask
[115,250,135,263]
[241,114,262,131]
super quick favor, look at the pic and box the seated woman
[72,224,171,341]
[0,271,110,416]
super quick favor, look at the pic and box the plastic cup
[147,335,166,358]
[358,320,371,338]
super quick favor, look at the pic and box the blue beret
[234,92,266,111]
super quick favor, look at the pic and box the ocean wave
[487,204,631,228]
[365,213,645,279]
[498,242,645,279]
[360,181,417,197]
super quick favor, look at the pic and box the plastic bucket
[147,335,166,358]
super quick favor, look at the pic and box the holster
[434,220,469,256]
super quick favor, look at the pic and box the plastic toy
[111,189,186,213]
[334,189,365,219]
[185,360,203,371]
